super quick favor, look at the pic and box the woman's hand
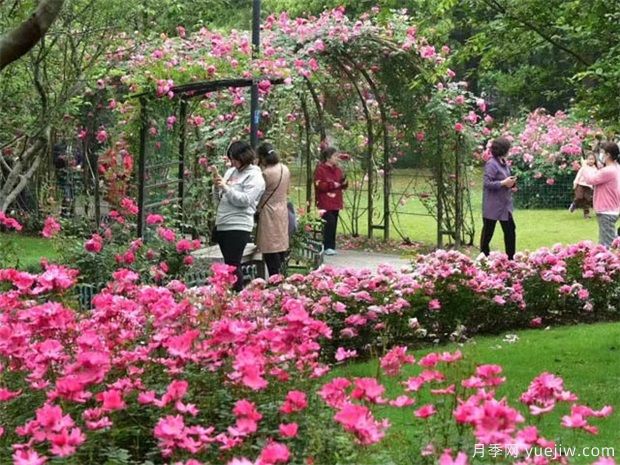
[500,176,517,188]
[215,177,228,191]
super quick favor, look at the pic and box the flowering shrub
[0,254,617,465]
[483,109,603,209]
[280,242,619,357]
[57,205,201,286]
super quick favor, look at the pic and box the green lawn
[0,233,58,270]
[291,168,599,253]
[337,322,620,465]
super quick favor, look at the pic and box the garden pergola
[127,8,476,248]
[134,77,283,238]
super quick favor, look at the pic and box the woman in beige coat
[256,143,291,276]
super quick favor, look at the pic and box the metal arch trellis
[134,77,284,239]
[133,31,475,249]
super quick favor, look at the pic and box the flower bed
[482,109,603,210]
[0,240,619,465]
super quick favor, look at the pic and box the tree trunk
[0,0,65,71]
[0,137,47,212]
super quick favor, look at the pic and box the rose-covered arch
[97,7,490,247]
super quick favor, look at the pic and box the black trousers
[263,252,287,277]
[322,210,339,250]
[216,229,251,292]
[480,214,516,260]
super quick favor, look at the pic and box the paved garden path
[322,249,412,271]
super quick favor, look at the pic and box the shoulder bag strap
[259,165,284,210]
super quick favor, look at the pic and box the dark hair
[257,142,280,166]
[490,137,511,158]
[602,142,619,162]
[227,140,256,168]
[320,146,337,162]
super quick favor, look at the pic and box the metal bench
[285,239,324,274]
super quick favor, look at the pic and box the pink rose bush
[0,258,615,464]
[482,109,603,208]
[57,207,203,286]
[2,220,620,465]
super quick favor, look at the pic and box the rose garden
[0,2,619,465]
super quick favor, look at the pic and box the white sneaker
[324,248,337,256]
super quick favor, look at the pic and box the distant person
[480,137,517,260]
[256,143,291,277]
[53,142,82,218]
[314,146,347,256]
[580,142,620,247]
[569,153,597,219]
[211,141,265,291]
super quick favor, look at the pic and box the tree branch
[481,0,592,67]
[0,0,65,71]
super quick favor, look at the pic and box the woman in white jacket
[212,141,265,291]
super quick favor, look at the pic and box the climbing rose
[84,234,104,253]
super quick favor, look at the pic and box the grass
[290,168,599,254]
[0,233,59,270]
[336,322,620,464]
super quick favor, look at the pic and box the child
[569,154,597,218]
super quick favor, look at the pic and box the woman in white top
[212,141,265,291]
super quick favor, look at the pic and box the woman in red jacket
[314,147,348,255]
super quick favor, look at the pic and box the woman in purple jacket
[480,137,518,260]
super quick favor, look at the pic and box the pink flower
[157,227,176,242]
[546,178,555,185]
[259,441,290,464]
[389,395,415,407]
[420,45,436,59]
[280,391,308,414]
[146,214,165,225]
[120,197,139,215]
[42,216,61,238]
[454,123,464,133]
[84,234,103,253]
[333,403,388,445]
[176,239,194,254]
[318,378,351,408]
[96,128,108,144]
[99,389,126,411]
[12,450,48,465]
[49,427,86,456]
[416,131,425,142]
[0,212,23,230]
[440,450,469,465]
[335,347,357,361]
[428,299,441,311]
[351,378,386,404]
[414,404,437,419]
[258,79,272,95]
[228,459,254,465]
[279,422,299,438]
[380,346,415,376]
